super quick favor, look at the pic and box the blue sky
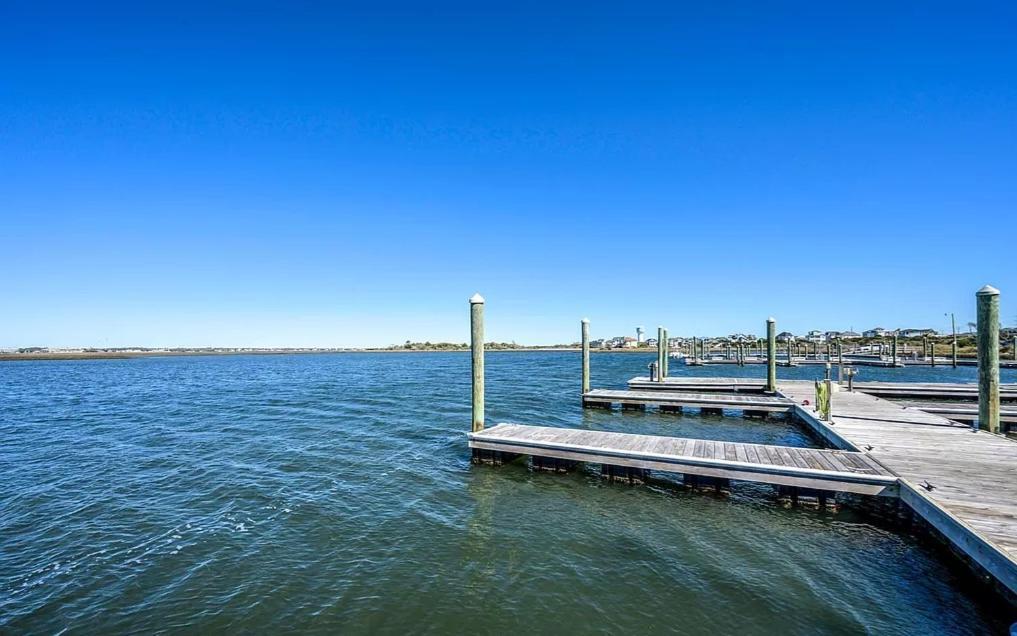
[2,2,1015,347]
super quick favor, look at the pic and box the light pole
[945,312,958,368]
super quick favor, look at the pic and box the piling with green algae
[581,318,590,395]
[977,285,1000,433]
[766,317,776,393]
[470,293,485,432]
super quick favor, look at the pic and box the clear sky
[2,2,1015,348]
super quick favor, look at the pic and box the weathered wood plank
[468,423,897,496]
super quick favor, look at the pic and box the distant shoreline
[0,347,663,362]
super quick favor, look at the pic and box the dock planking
[779,380,1017,596]
[468,423,896,496]
[853,381,1017,402]
[627,376,767,393]
[628,376,1017,402]
[582,388,793,413]
[891,400,1017,427]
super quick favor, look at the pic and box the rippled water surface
[2,352,1013,634]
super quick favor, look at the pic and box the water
[1,352,1012,634]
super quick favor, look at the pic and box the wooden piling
[892,334,898,367]
[657,326,665,383]
[581,318,590,395]
[952,314,959,368]
[470,293,485,432]
[837,338,844,383]
[662,328,669,378]
[977,285,1000,433]
[931,342,936,367]
[766,318,776,392]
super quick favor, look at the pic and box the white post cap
[469,293,485,304]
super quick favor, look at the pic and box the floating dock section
[468,423,896,496]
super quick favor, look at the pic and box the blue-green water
[1,352,1013,634]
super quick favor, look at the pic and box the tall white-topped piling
[977,285,1000,433]
[581,318,590,394]
[766,317,776,393]
[470,293,485,432]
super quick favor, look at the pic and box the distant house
[590,339,607,348]
[621,336,638,349]
[645,338,658,347]
[776,331,795,343]
[839,331,861,340]
[898,328,937,338]
[863,328,887,338]
[805,330,824,343]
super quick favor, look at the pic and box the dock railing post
[931,341,936,367]
[470,293,485,432]
[892,334,898,367]
[657,326,665,383]
[766,317,776,392]
[977,285,1000,433]
[581,318,590,395]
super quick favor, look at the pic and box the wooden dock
[582,388,793,413]
[628,376,1017,402]
[468,423,897,496]
[893,400,1017,427]
[627,376,767,393]
[853,381,1017,402]
[779,380,1017,595]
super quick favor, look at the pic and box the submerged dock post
[657,326,665,383]
[470,293,485,432]
[581,318,590,395]
[766,317,776,392]
[977,285,1000,433]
